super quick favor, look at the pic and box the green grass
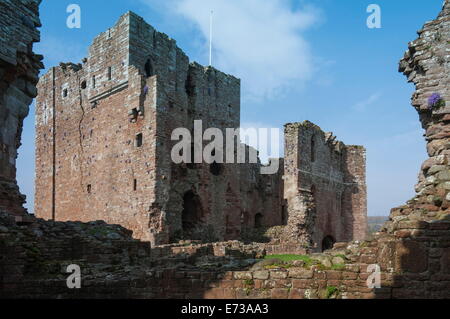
[326,286,339,299]
[264,254,313,263]
[331,264,346,270]
[244,279,254,286]
[264,254,317,269]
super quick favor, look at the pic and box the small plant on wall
[428,93,446,110]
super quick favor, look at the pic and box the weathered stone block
[288,268,313,279]
[395,241,428,273]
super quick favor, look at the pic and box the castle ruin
[1,0,450,300]
[34,12,367,250]
[0,0,43,219]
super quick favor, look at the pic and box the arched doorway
[182,191,202,235]
[322,235,335,251]
[254,213,263,228]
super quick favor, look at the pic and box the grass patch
[326,286,339,299]
[331,264,346,270]
[264,254,312,263]
[264,254,317,268]
[244,279,254,286]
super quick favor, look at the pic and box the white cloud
[143,0,322,100]
[239,122,284,164]
[353,92,382,112]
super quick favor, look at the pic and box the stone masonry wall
[0,0,43,217]
[35,13,159,241]
[342,146,368,241]
[35,12,295,246]
[239,145,286,230]
[283,121,367,252]
[4,0,450,300]
[36,12,250,245]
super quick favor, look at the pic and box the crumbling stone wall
[396,0,450,221]
[0,0,43,217]
[239,145,286,230]
[1,0,448,300]
[35,13,162,242]
[283,122,367,252]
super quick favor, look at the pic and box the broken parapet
[0,0,44,217]
[283,121,367,252]
[393,0,450,223]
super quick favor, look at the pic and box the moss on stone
[331,263,346,270]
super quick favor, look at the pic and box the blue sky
[18,0,445,216]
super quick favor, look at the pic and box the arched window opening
[145,59,154,78]
[311,135,316,162]
[107,66,112,80]
[182,191,203,235]
[135,133,143,148]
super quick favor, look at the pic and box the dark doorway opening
[322,235,335,251]
[254,213,263,228]
[182,191,202,235]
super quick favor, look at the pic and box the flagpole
[209,10,213,66]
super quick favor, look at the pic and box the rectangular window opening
[135,133,143,147]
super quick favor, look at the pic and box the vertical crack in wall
[51,68,56,220]
[76,73,86,190]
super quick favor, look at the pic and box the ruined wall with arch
[283,121,367,252]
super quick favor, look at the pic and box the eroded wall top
[397,0,450,219]
[0,0,43,216]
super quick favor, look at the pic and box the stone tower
[35,12,242,245]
